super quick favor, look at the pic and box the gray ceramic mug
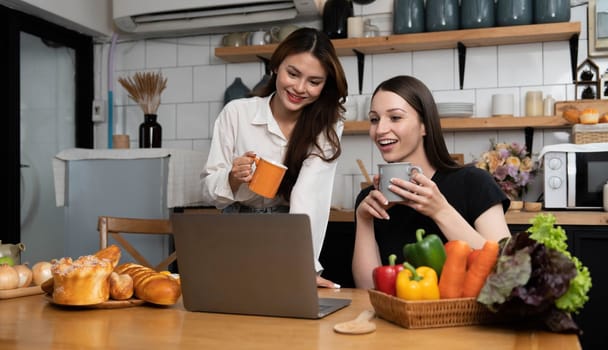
[378,162,423,203]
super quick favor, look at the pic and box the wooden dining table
[2,288,581,349]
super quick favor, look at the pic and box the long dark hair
[255,27,348,200]
[372,75,460,171]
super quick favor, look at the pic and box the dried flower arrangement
[118,72,167,115]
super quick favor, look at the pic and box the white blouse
[201,95,344,272]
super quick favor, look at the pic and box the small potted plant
[475,140,538,210]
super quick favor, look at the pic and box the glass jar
[525,91,543,117]
[363,19,380,37]
[543,94,555,116]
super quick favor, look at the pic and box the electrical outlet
[92,99,105,122]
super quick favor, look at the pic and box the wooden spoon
[333,310,376,334]
[356,159,373,184]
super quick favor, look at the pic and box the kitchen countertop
[2,289,581,349]
[183,207,608,226]
[327,209,608,226]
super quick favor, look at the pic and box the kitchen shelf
[182,207,607,225]
[215,22,580,61]
[215,22,581,91]
[343,115,571,135]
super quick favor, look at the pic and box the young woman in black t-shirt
[351,76,511,289]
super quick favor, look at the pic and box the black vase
[224,77,251,106]
[139,114,162,148]
[323,0,354,39]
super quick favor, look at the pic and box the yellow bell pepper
[396,262,440,300]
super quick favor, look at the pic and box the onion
[0,264,19,290]
[32,261,53,286]
[14,264,33,288]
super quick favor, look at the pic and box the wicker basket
[368,289,500,329]
[572,123,608,144]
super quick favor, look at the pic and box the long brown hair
[255,27,348,200]
[372,75,460,171]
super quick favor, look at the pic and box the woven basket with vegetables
[369,214,591,333]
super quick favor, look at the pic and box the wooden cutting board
[0,285,44,299]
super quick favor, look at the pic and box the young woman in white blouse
[201,28,348,288]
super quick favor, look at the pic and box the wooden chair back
[97,216,175,271]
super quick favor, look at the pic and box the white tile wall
[95,1,604,205]
[145,39,178,68]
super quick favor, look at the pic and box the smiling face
[368,90,426,163]
[271,52,327,117]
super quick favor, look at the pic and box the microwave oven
[542,143,608,210]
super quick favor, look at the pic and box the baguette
[114,263,181,305]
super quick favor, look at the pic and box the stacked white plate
[436,102,474,118]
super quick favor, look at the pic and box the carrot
[462,240,499,298]
[438,240,471,299]
[466,249,481,270]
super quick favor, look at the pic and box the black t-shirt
[354,165,510,265]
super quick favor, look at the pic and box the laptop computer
[171,212,351,319]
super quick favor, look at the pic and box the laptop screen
[171,212,350,319]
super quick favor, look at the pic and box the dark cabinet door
[570,227,608,350]
[509,224,606,350]
[320,222,356,288]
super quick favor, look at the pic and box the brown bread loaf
[94,244,122,269]
[109,272,134,300]
[51,255,113,305]
[114,263,181,305]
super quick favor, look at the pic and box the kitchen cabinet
[508,223,605,350]
[216,22,581,92]
[320,221,356,288]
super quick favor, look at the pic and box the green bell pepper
[403,228,447,277]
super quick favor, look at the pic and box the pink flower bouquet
[475,141,537,200]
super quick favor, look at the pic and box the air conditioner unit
[113,0,322,35]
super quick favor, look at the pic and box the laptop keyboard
[319,303,333,313]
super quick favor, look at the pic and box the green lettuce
[477,213,592,333]
[527,214,592,314]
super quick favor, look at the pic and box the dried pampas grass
[118,72,167,115]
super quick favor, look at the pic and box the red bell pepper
[372,254,403,296]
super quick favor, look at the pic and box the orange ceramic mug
[248,156,288,199]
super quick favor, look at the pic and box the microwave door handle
[567,152,576,208]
